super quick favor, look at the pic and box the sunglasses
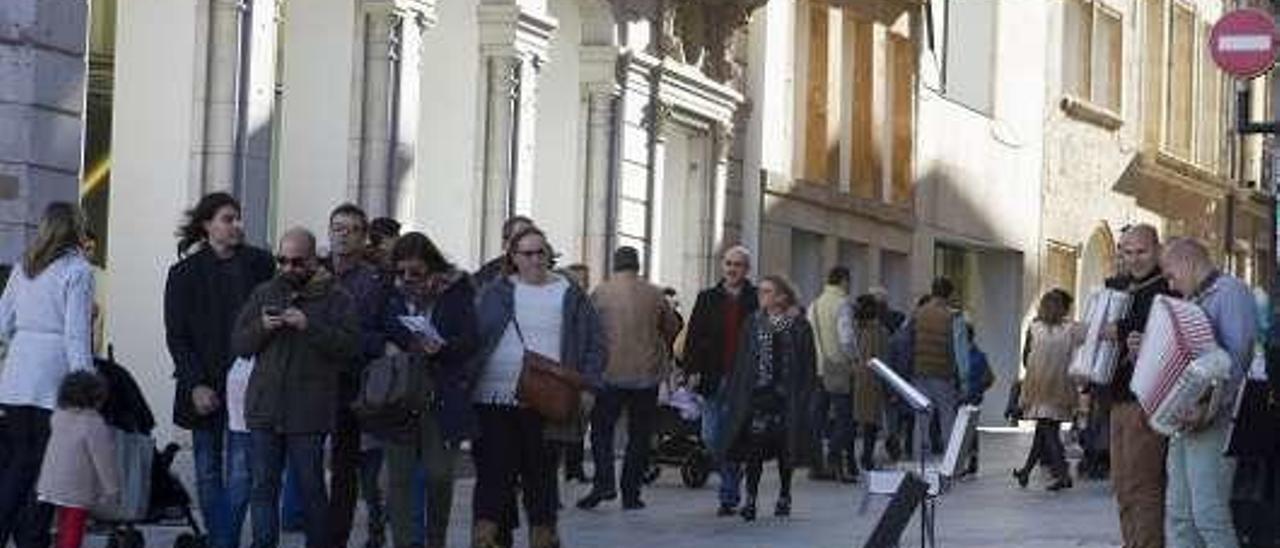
[275,256,308,268]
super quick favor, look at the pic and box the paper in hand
[399,315,445,347]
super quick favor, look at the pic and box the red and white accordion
[1069,288,1131,384]
[1129,295,1232,436]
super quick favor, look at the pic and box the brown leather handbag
[512,318,585,422]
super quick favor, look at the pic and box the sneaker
[716,504,737,517]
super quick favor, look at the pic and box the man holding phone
[231,227,360,548]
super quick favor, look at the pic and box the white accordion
[1129,295,1232,436]
[1068,288,1131,384]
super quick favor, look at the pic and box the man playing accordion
[1147,238,1255,548]
[1101,224,1174,548]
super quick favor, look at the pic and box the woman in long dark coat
[712,275,816,522]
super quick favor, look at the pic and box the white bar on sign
[1220,35,1273,52]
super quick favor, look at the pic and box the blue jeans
[227,432,254,548]
[250,431,328,548]
[1166,420,1239,548]
[192,427,232,548]
[702,394,741,506]
[281,465,303,530]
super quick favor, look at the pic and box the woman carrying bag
[712,275,816,522]
[469,226,604,548]
[1013,289,1083,492]
[380,232,479,548]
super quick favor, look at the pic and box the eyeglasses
[515,249,546,258]
[276,256,308,268]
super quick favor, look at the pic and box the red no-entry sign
[1210,8,1279,79]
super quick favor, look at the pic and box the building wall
[914,0,1046,421]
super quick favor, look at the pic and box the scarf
[755,312,795,389]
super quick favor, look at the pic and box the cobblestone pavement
[87,429,1122,548]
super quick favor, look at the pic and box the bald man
[231,227,360,548]
[1103,224,1173,548]
[1156,238,1255,548]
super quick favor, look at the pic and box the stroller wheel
[124,528,146,548]
[174,533,204,548]
[681,452,710,488]
[643,464,661,485]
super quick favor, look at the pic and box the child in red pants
[37,371,120,548]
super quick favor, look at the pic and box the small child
[37,371,120,548]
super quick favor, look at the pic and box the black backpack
[352,352,434,442]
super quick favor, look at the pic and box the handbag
[1225,380,1280,457]
[512,316,584,422]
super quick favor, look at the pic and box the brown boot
[529,525,562,548]
[472,520,503,548]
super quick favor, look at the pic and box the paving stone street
[102,429,1123,548]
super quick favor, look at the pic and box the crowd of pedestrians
[1,198,1278,548]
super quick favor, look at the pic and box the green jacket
[232,269,360,434]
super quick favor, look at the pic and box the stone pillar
[237,0,279,245]
[0,0,88,263]
[199,0,241,194]
[711,122,733,254]
[476,3,556,258]
[109,0,207,441]
[580,73,619,281]
[355,0,434,219]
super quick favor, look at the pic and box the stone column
[710,122,733,254]
[0,0,88,263]
[580,76,619,280]
[355,0,435,219]
[199,0,242,194]
[237,0,279,245]
[477,3,556,258]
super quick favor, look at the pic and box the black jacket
[1108,269,1174,402]
[164,245,275,430]
[684,280,759,395]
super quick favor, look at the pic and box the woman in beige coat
[1014,289,1082,491]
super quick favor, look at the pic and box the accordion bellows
[1069,289,1131,384]
[1130,295,1230,436]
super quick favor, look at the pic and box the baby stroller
[94,347,208,548]
[643,376,712,488]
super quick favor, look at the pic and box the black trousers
[0,405,54,548]
[472,405,557,527]
[590,386,658,500]
[1022,419,1068,477]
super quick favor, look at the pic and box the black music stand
[863,358,938,548]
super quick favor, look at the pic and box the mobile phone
[263,305,283,318]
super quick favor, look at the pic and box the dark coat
[712,311,817,465]
[384,271,479,442]
[471,274,605,441]
[164,245,275,430]
[1108,269,1173,402]
[231,269,360,434]
[684,280,759,394]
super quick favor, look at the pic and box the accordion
[1129,295,1231,436]
[1068,288,1131,384]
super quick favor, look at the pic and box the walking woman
[851,294,889,472]
[1013,289,1082,491]
[469,226,604,548]
[0,202,95,548]
[382,232,478,548]
[714,275,816,522]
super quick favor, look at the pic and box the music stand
[864,358,938,548]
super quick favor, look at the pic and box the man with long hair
[163,193,274,548]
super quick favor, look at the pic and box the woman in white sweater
[0,202,95,548]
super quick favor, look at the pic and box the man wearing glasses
[324,204,393,548]
[683,245,759,517]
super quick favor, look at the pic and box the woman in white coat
[0,202,95,548]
